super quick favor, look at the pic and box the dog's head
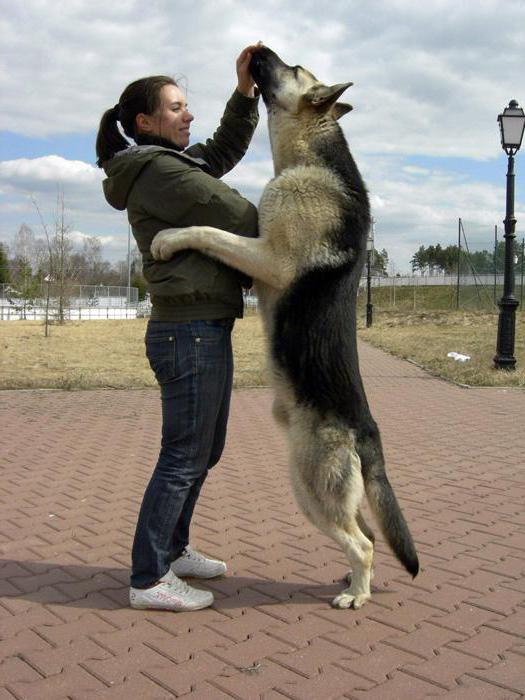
[250,46,353,121]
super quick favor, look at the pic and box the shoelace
[168,576,191,595]
[183,547,206,563]
[188,550,206,563]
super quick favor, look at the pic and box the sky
[1,0,524,273]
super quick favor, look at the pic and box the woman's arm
[185,91,259,178]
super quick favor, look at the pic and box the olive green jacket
[102,90,259,321]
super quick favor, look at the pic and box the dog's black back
[272,124,372,426]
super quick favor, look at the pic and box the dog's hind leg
[288,411,374,609]
[356,509,375,544]
[330,521,374,609]
[290,486,373,609]
[291,494,373,609]
[345,510,375,586]
[271,374,295,427]
[272,396,290,427]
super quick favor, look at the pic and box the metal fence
[73,284,139,306]
[0,305,138,321]
[0,283,140,321]
[1,287,256,320]
[243,292,258,310]
[0,283,138,307]
[360,273,507,288]
[7,276,519,319]
[457,219,525,309]
[357,273,525,312]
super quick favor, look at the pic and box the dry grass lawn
[0,313,269,390]
[359,310,525,387]
[1,309,524,390]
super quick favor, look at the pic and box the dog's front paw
[151,229,183,261]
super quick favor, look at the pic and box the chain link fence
[356,273,522,312]
[357,219,525,313]
[1,283,139,321]
[458,219,525,310]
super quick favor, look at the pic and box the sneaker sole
[130,599,213,611]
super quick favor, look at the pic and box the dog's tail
[363,460,419,578]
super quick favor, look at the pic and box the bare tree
[0,242,10,285]
[12,223,33,255]
[83,235,102,272]
[32,199,55,335]
[32,189,75,330]
[51,192,74,323]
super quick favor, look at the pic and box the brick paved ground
[1,341,524,699]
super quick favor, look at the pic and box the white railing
[359,273,507,288]
[0,306,138,321]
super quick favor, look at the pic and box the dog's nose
[249,51,262,70]
[250,45,274,68]
[249,51,264,80]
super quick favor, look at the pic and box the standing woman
[96,43,262,611]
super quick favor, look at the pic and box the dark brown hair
[95,75,177,166]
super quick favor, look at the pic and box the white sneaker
[129,569,214,611]
[171,545,227,579]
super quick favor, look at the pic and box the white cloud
[1,155,523,273]
[0,156,102,190]
[0,154,126,253]
[0,154,111,230]
[1,0,524,271]
[365,158,525,269]
[2,150,519,272]
[222,157,274,202]
[1,0,523,159]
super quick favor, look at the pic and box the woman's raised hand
[236,41,263,97]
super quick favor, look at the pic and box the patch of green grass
[357,282,516,312]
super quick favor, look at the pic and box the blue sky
[0,133,509,187]
[1,0,524,272]
[0,133,98,164]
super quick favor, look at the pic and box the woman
[96,42,262,611]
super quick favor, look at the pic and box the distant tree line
[370,248,389,276]
[410,242,525,275]
[1,225,393,298]
[1,217,146,320]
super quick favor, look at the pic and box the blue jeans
[131,318,234,588]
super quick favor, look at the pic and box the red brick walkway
[1,342,524,699]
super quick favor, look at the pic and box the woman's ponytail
[96,76,177,167]
[95,105,129,167]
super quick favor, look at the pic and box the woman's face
[139,84,194,148]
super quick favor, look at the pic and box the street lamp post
[494,100,525,370]
[366,219,375,328]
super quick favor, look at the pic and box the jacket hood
[102,145,209,211]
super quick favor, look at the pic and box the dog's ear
[332,102,353,120]
[305,82,353,109]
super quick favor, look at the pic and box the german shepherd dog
[151,47,419,608]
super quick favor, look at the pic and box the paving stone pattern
[1,341,524,699]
